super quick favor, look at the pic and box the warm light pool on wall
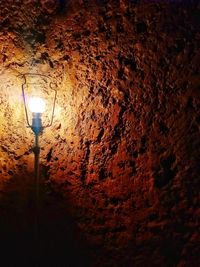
[19,73,57,201]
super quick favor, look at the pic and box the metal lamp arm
[22,83,31,127]
[46,89,57,128]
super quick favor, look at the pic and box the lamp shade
[20,73,57,129]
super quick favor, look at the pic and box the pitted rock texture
[0,1,200,266]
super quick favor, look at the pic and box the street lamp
[20,73,57,204]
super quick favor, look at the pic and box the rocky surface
[0,0,200,266]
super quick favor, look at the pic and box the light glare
[28,97,45,113]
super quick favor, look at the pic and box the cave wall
[0,0,200,266]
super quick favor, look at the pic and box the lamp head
[20,73,57,131]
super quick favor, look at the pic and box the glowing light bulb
[28,97,45,113]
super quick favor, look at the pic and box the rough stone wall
[0,0,200,266]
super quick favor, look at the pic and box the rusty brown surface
[0,1,200,266]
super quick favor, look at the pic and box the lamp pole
[34,133,40,201]
[20,73,57,256]
[30,112,43,250]
[31,112,43,209]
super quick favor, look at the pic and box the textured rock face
[0,0,200,266]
